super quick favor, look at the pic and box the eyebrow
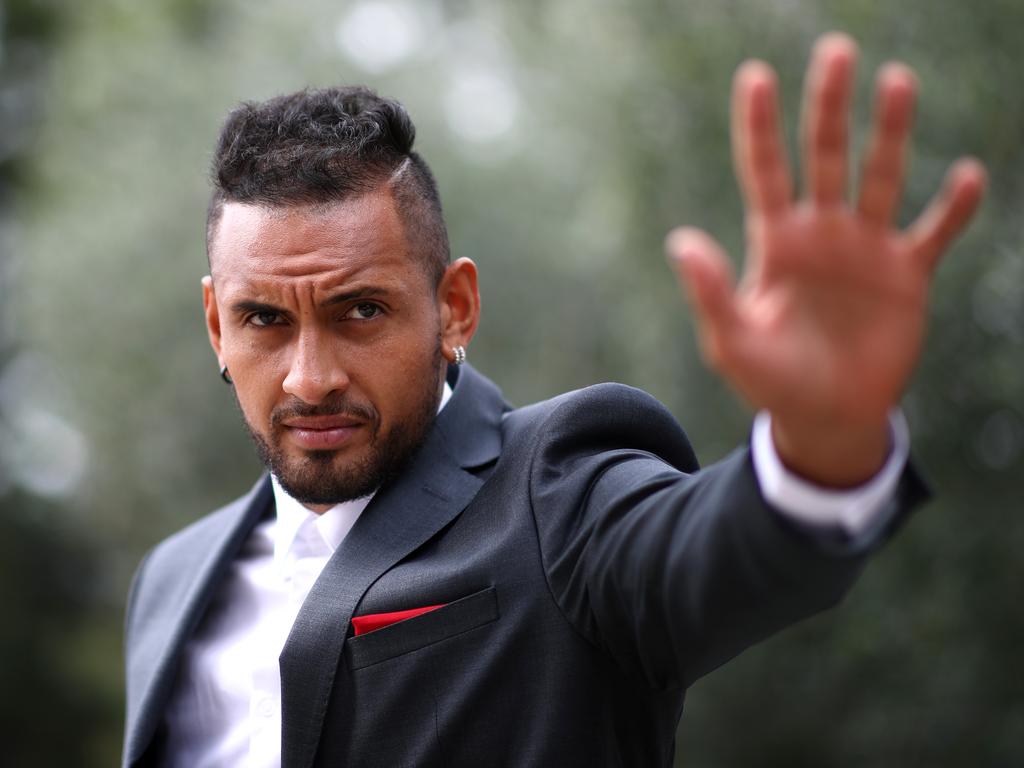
[319,287,390,307]
[228,287,390,316]
[229,299,286,317]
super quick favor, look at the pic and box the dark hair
[206,86,449,285]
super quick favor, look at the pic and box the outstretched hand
[667,33,986,487]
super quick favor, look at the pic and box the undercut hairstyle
[206,86,450,286]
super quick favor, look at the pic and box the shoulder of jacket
[137,477,265,576]
[501,382,699,473]
[502,382,665,431]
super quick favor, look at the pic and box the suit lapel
[124,476,272,766]
[279,364,506,768]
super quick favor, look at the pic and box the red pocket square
[352,603,446,636]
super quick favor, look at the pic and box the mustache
[270,395,378,427]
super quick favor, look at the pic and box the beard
[238,346,444,506]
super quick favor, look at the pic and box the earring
[453,345,466,366]
[220,365,233,384]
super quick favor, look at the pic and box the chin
[275,450,384,506]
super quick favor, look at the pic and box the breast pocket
[345,586,499,670]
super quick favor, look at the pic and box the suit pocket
[345,586,498,670]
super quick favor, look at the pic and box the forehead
[208,192,419,291]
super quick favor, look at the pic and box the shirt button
[257,698,275,718]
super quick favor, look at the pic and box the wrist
[769,412,891,488]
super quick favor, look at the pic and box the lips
[281,415,365,451]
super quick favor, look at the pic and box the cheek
[353,322,441,408]
[222,325,287,373]
[361,308,441,367]
[222,334,288,422]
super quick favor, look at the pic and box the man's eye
[346,303,382,320]
[248,311,282,327]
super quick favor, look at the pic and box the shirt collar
[270,380,453,560]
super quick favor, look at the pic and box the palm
[667,34,984,480]
[735,205,925,423]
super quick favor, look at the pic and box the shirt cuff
[751,409,910,536]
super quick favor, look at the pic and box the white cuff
[751,409,910,536]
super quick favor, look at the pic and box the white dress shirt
[161,386,908,767]
[161,482,372,768]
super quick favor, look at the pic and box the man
[122,33,984,767]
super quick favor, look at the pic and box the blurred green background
[0,0,1021,765]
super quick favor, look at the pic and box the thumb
[665,227,740,367]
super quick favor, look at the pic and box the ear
[437,257,480,364]
[202,275,225,366]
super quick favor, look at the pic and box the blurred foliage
[0,0,1021,765]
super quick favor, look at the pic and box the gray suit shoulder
[126,477,268,637]
[501,382,700,474]
[148,486,261,564]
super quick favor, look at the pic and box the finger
[731,60,793,216]
[906,158,987,272]
[801,32,858,206]
[857,63,917,227]
[666,227,740,367]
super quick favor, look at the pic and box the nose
[281,328,350,405]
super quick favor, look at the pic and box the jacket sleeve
[526,383,926,691]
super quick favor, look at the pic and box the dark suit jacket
[123,364,924,767]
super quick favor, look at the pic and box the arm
[528,386,924,691]
[536,34,983,693]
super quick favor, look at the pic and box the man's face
[204,191,448,509]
